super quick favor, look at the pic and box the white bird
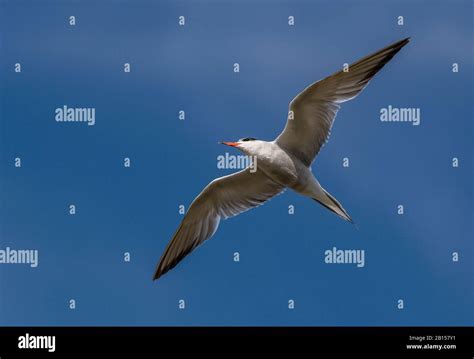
[154,37,410,280]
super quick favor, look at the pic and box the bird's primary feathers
[154,37,410,280]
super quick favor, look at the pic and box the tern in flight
[154,37,410,280]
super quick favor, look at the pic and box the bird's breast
[254,146,300,187]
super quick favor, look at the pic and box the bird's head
[219,137,262,155]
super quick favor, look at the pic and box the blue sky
[0,0,472,325]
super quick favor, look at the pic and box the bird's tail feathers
[312,189,354,224]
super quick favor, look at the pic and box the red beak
[219,141,239,147]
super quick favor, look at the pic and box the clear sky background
[0,0,472,326]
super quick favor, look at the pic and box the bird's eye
[240,137,256,142]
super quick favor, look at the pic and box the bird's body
[238,141,325,203]
[153,37,410,280]
[241,141,300,188]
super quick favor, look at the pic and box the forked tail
[312,188,354,224]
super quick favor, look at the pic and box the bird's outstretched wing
[153,168,284,280]
[276,37,410,166]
